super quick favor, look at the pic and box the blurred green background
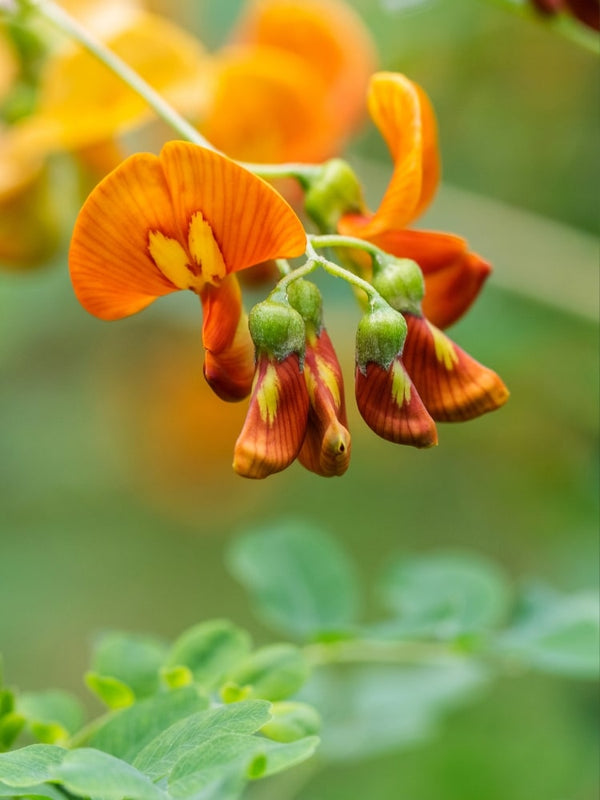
[1,1,598,799]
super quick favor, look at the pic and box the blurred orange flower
[338,72,491,330]
[69,142,306,400]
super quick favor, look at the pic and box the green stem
[23,0,326,184]
[306,238,380,304]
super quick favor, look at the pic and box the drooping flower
[354,302,437,448]
[69,142,306,400]
[371,256,509,423]
[338,72,491,330]
[233,300,310,478]
[287,279,351,476]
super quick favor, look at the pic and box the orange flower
[69,142,306,399]
[338,72,491,329]
[201,0,377,162]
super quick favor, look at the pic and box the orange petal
[69,152,180,319]
[201,45,334,163]
[354,227,492,329]
[355,359,437,448]
[402,315,510,421]
[233,353,309,478]
[344,73,440,238]
[233,0,377,136]
[158,141,306,272]
[298,329,351,476]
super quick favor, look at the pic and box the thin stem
[270,259,318,301]
[305,239,379,303]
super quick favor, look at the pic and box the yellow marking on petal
[391,359,411,407]
[257,363,280,425]
[315,355,341,407]
[188,211,227,285]
[148,230,204,291]
[428,321,459,370]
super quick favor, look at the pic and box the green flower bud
[372,256,424,316]
[304,158,365,233]
[355,302,408,373]
[286,279,323,334]
[249,299,306,362]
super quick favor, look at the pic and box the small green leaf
[90,631,168,700]
[165,620,252,690]
[223,644,309,702]
[86,685,208,762]
[18,690,84,738]
[261,701,321,743]
[0,744,66,786]
[228,520,360,639]
[496,584,600,678]
[160,665,194,690]
[85,671,135,709]
[53,748,168,800]
[133,700,271,781]
[0,712,25,751]
[377,552,511,640]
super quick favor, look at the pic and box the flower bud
[286,278,323,334]
[249,299,306,362]
[304,158,365,233]
[355,302,407,373]
[372,256,425,316]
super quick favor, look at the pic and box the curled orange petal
[298,329,351,477]
[402,315,509,421]
[233,353,309,478]
[355,358,437,448]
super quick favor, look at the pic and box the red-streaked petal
[158,141,306,272]
[356,227,492,329]
[403,315,510,421]
[201,273,243,355]
[233,353,309,478]
[355,359,437,448]
[298,329,351,476]
[69,152,180,320]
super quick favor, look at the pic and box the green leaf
[165,620,252,690]
[260,701,321,743]
[90,631,169,699]
[85,671,135,709]
[0,712,25,751]
[86,685,209,763]
[496,584,600,678]
[18,690,84,741]
[0,744,66,786]
[0,781,66,799]
[223,645,309,702]
[228,520,360,639]
[377,552,511,640]
[53,748,168,800]
[304,661,487,761]
[133,700,272,781]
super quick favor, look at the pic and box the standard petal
[158,142,306,273]
[233,354,309,478]
[355,359,437,448]
[402,315,510,421]
[356,227,492,329]
[69,152,181,320]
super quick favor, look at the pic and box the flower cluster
[69,70,509,479]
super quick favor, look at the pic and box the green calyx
[249,299,306,362]
[371,256,424,316]
[304,159,365,233]
[355,301,408,373]
[286,279,323,335]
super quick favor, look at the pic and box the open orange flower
[338,72,491,330]
[69,142,306,399]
